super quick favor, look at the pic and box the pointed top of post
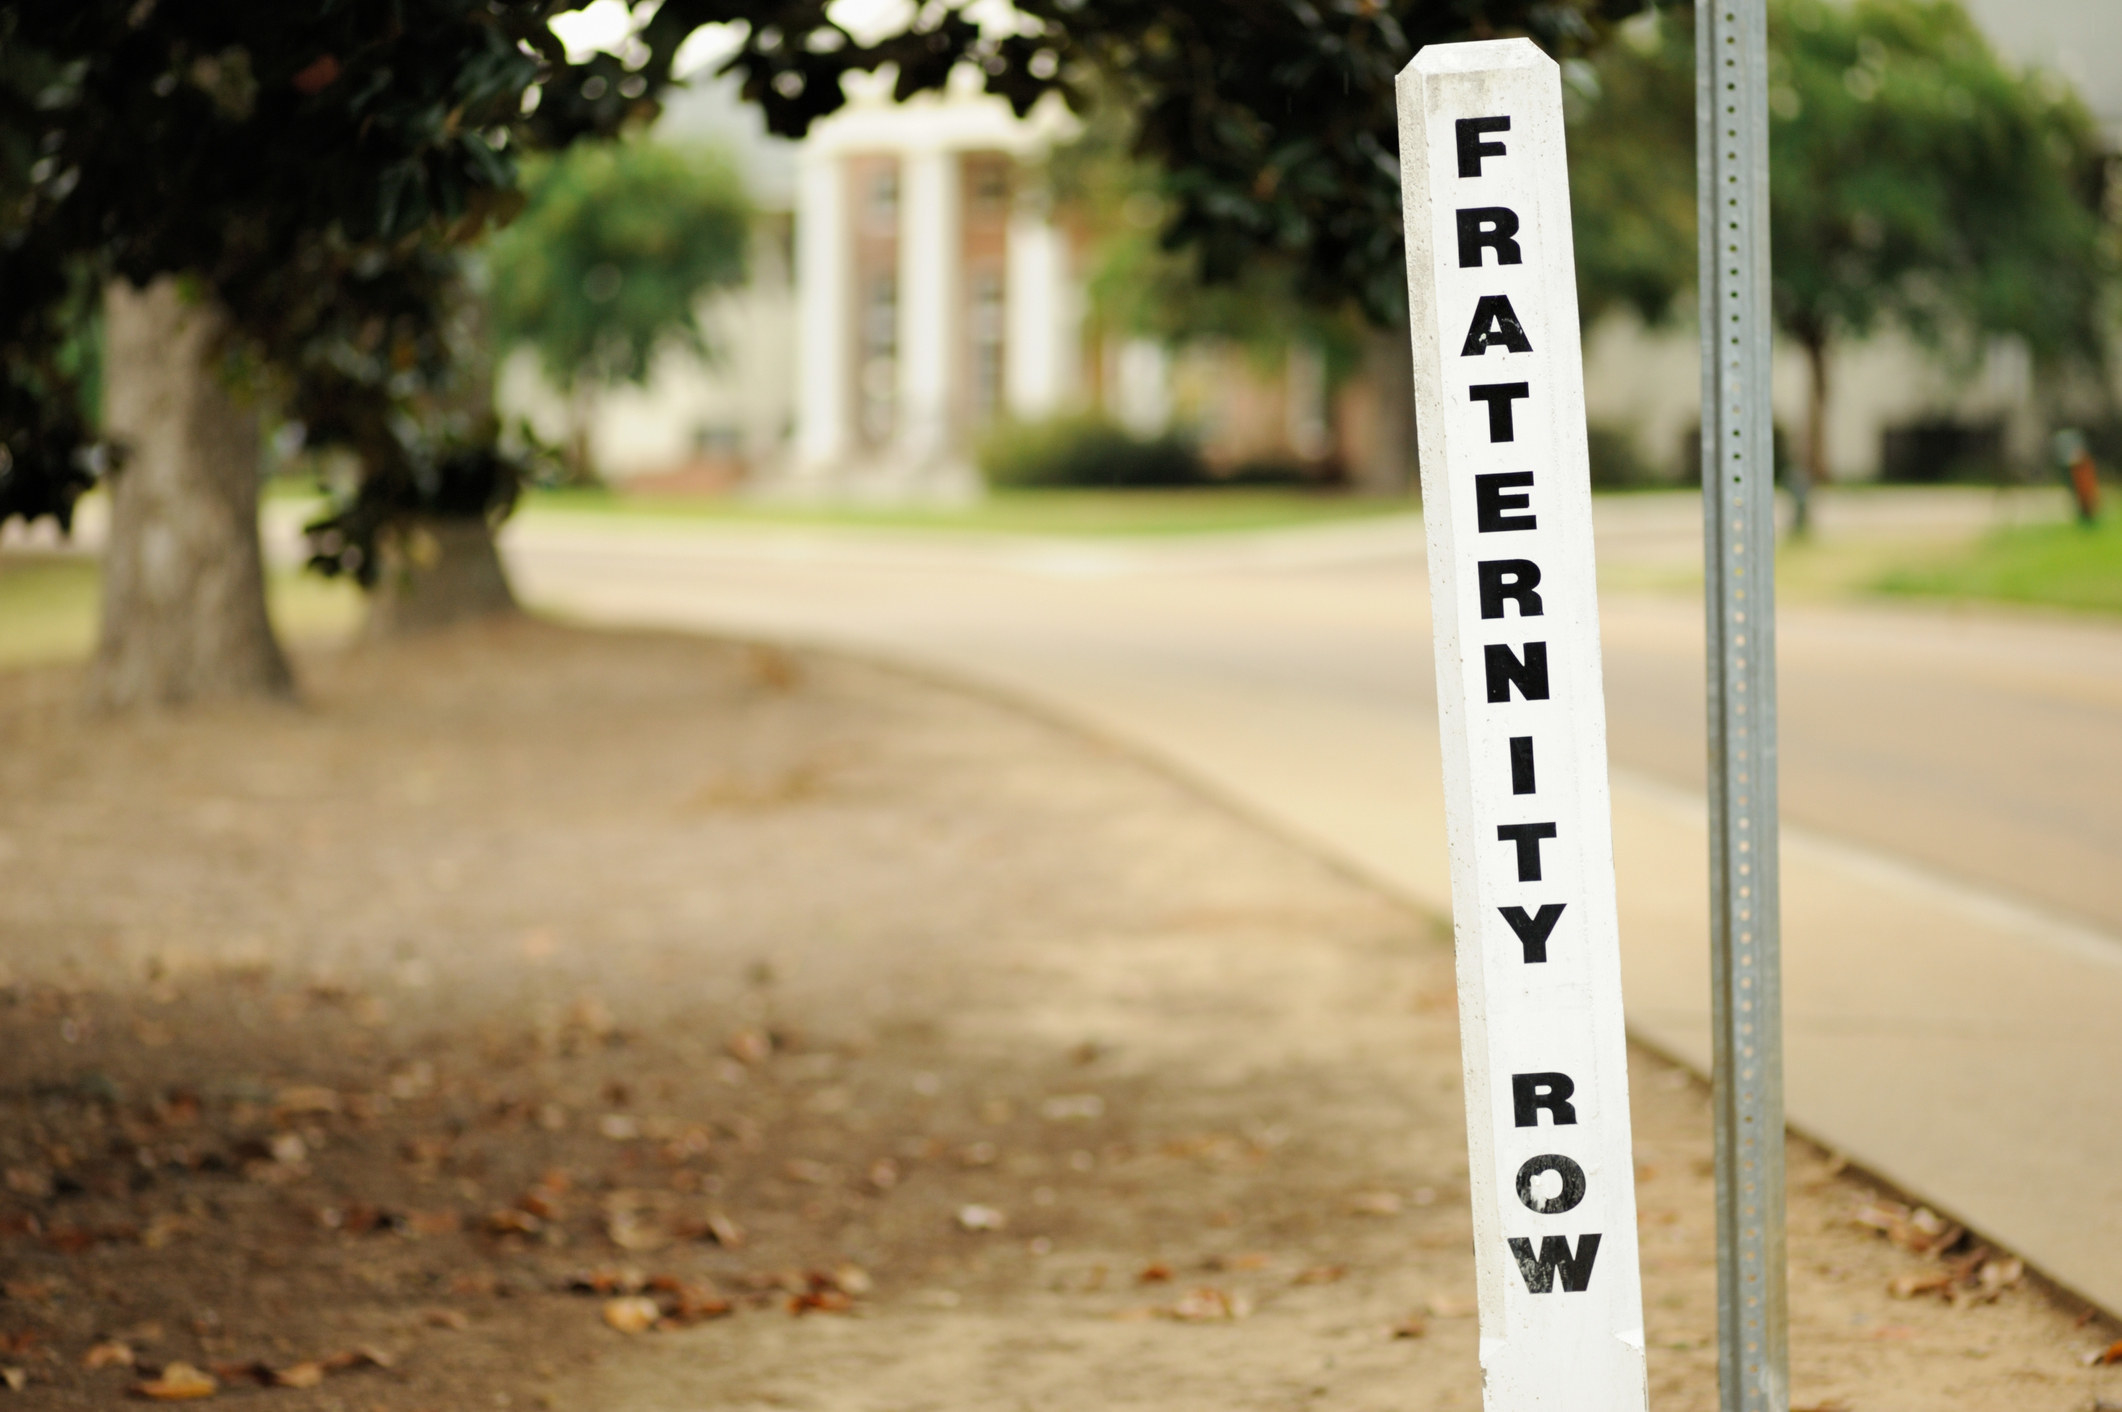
[1405,37,1553,79]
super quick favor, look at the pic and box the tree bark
[1794,331,1830,536]
[364,516,518,636]
[88,277,293,710]
[565,381,597,486]
[1354,323,1419,497]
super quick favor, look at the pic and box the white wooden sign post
[1397,39,1649,1410]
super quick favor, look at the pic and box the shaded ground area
[0,622,2115,1410]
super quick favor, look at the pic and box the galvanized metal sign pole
[1696,1,1788,1409]
[1398,40,1649,1409]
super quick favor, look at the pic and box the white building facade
[780,71,1081,502]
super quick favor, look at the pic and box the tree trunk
[88,277,293,710]
[364,515,518,636]
[565,382,597,486]
[1354,323,1419,497]
[1794,331,1830,537]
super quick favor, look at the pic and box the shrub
[977,415,1205,489]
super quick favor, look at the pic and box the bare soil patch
[0,620,2113,1410]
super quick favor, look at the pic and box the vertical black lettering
[1484,641,1549,702]
[1460,295,1533,356]
[1514,1154,1588,1214]
[1511,1071,1578,1127]
[1456,116,1511,177]
[1476,471,1537,533]
[1499,902,1566,963]
[1478,559,1544,619]
[1496,821,1558,881]
[1456,206,1523,267]
[1508,735,1537,793]
[1468,382,1530,441]
[1508,1233,1602,1293]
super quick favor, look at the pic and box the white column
[1111,338,1170,437]
[1005,208,1065,420]
[896,146,957,467]
[793,149,850,473]
[1286,339,1330,460]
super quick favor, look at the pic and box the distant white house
[508,0,2118,495]
[781,67,1080,501]
[495,74,804,492]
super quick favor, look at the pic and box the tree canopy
[486,139,751,394]
[2,0,1647,548]
[0,0,650,553]
[1566,0,2116,490]
[678,0,1645,325]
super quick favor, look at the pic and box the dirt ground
[0,620,2116,1411]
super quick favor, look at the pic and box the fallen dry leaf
[1852,1200,1961,1256]
[130,1362,217,1400]
[83,1341,135,1370]
[674,1209,745,1248]
[566,1268,644,1296]
[602,1296,661,1335]
[318,1346,393,1372]
[2088,1338,2122,1367]
[787,1288,853,1316]
[206,1361,274,1388]
[422,1308,470,1331]
[405,1209,461,1237]
[1888,1270,1954,1300]
[140,1214,189,1249]
[644,1276,732,1325]
[0,1366,22,1392]
[275,1085,341,1117]
[1040,1094,1104,1122]
[484,1208,542,1236]
[271,1362,324,1390]
[726,1028,773,1065]
[1207,1252,1271,1272]
[605,1211,671,1254]
[1137,1262,1174,1284]
[1169,1287,1250,1322]
[1975,1256,2024,1297]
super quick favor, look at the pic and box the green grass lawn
[0,553,363,668]
[519,485,1417,538]
[1876,513,2122,615]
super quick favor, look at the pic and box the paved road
[499,492,2122,1316]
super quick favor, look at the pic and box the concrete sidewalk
[503,506,2122,1317]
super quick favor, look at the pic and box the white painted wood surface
[1397,39,1648,1410]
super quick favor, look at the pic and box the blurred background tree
[1567,0,2116,528]
[681,0,1644,493]
[1052,108,1368,405]
[0,1,655,703]
[485,139,751,483]
[1,0,1644,711]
